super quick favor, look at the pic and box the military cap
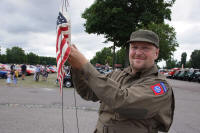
[127,29,159,47]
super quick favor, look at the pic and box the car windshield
[188,71,193,75]
[179,71,185,75]
[195,72,200,75]
[174,71,180,75]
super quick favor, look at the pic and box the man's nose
[135,48,144,55]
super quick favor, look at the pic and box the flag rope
[73,86,80,133]
[56,0,80,133]
[61,3,65,131]
[61,2,65,132]
[61,84,65,133]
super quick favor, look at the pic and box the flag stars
[57,12,67,25]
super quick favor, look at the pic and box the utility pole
[112,42,116,70]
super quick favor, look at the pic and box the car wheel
[3,74,7,79]
[65,81,72,88]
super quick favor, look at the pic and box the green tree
[90,47,113,66]
[26,52,40,65]
[1,46,57,65]
[116,47,126,67]
[185,61,191,68]
[39,56,56,65]
[0,46,2,55]
[190,50,200,69]
[0,54,7,63]
[6,46,26,64]
[90,46,126,67]
[143,23,179,62]
[166,58,178,69]
[82,0,176,66]
[47,57,56,65]
[105,56,113,67]
[180,52,187,67]
[82,0,175,47]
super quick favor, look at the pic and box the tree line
[90,47,126,68]
[90,47,200,69]
[0,46,56,65]
[166,50,200,69]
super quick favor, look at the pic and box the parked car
[177,69,189,80]
[96,67,105,74]
[48,67,57,73]
[197,73,200,83]
[56,73,73,88]
[167,68,180,79]
[159,69,168,75]
[0,64,10,71]
[184,69,199,81]
[0,65,9,79]
[63,73,73,88]
[26,65,36,75]
[192,72,200,82]
[172,70,181,79]
[103,69,113,75]
[0,70,8,79]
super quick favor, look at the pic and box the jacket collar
[124,64,158,78]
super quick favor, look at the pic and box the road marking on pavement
[0,103,98,112]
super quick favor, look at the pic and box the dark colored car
[63,73,73,88]
[96,67,105,74]
[184,69,199,81]
[177,69,189,80]
[0,70,8,79]
[197,73,200,83]
[172,70,181,79]
[192,72,200,82]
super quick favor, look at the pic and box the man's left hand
[68,44,89,70]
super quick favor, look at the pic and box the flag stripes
[56,11,71,93]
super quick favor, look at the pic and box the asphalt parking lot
[0,79,200,133]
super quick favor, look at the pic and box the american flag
[56,11,71,94]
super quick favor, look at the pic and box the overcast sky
[0,0,200,66]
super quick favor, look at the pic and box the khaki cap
[127,29,159,47]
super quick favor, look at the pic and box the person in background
[21,64,27,80]
[10,64,15,79]
[6,72,12,85]
[13,69,19,86]
[34,65,41,81]
[41,65,48,81]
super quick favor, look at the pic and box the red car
[167,68,180,78]
[48,67,57,73]
[26,65,36,75]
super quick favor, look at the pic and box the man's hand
[68,44,89,70]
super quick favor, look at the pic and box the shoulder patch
[150,82,167,95]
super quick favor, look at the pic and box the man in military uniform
[68,29,175,133]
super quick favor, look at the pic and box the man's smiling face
[129,41,159,72]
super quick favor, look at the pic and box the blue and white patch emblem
[154,86,162,93]
[160,82,167,92]
[151,82,168,95]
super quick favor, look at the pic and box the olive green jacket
[72,63,175,133]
